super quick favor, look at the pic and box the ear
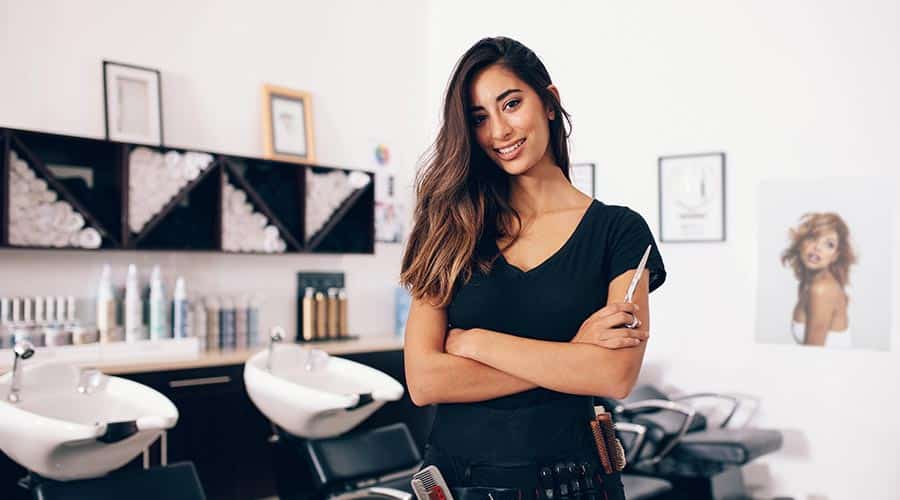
[546,84,561,120]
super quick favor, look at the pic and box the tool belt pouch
[590,410,627,474]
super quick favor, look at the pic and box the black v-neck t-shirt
[427,199,666,462]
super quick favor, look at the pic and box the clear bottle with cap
[0,297,13,348]
[96,264,119,342]
[193,299,207,351]
[16,297,44,347]
[205,297,220,352]
[172,277,189,339]
[247,294,261,347]
[124,264,145,342]
[68,296,99,345]
[235,294,248,349]
[148,265,168,340]
[44,295,72,346]
[219,296,236,351]
[338,288,348,338]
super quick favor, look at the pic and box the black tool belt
[455,460,623,500]
[451,486,537,500]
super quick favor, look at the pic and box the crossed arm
[403,270,651,406]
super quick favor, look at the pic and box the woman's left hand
[445,327,475,358]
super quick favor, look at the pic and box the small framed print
[659,152,726,242]
[570,162,596,198]
[262,84,316,164]
[103,61,163,146]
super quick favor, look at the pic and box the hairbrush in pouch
[595,413,626,472]
[412,465,455,500]
[589,419,613,474]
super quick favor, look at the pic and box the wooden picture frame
[102,61,163,146]
[658,152,726,242]
[262,84,316,164]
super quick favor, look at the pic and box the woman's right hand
[571,302,648,349]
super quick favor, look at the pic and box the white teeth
[497,139,524,155]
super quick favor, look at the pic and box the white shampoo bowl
[0,363,179,481]
[244,344,404,439]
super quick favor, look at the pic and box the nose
[490,113,513,143]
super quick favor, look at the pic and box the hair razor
[411,465,455,500]
[623,244,652,304]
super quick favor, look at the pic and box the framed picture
[102,61,163,146]
[659,152,726,242]
[262,84,316,164]
[570,162,596,198]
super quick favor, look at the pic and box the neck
[507,150,578,217]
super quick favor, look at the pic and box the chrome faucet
[7,340,35,404]
[266,326,284,372]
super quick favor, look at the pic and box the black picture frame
[102,60,164,146]
[658,152,726,243]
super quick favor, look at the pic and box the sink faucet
[7,340,35,404]
[266,326,284,372]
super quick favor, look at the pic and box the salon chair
[24,462,206,500]
[599,385,783,500]
[272,421,420,500]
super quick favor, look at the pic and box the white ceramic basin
[0,362,178,480]
[244,344,404,439]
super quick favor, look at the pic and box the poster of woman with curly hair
[755,179,893,351]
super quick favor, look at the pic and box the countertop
[0,335,405,375]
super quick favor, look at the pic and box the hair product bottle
[301,287,316,341]
[124,264,145,342]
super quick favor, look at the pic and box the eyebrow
[470,88,522,112]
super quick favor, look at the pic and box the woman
[400,37,666,500]
[781,213,856,348]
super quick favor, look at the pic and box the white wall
[424,1,900,499]
[0,0,429,338]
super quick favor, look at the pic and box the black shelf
[307,175,375,254]
[0,126,375,254]
[133,162,223,251]
[6,131,119,248]
[223,156,305,250]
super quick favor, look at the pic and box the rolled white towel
[60,212,85,232]
[79,227,102,249]
[348,171,371,189]
[52,231,71,248]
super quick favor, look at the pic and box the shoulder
[808,276,843,301]
[592,202,648,232]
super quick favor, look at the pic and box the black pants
[420,443,626,500]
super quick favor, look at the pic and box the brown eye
[472,115,486,127]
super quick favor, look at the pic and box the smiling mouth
[806,253,821,264]
[494,138,525,156]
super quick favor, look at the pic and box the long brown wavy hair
[399,36,573,306]
[780,212,857,288]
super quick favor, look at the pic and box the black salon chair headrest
[305,422,422,486]
[32,462,206,500]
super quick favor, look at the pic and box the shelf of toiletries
[0,126,375,254]
[0,263,267,368]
